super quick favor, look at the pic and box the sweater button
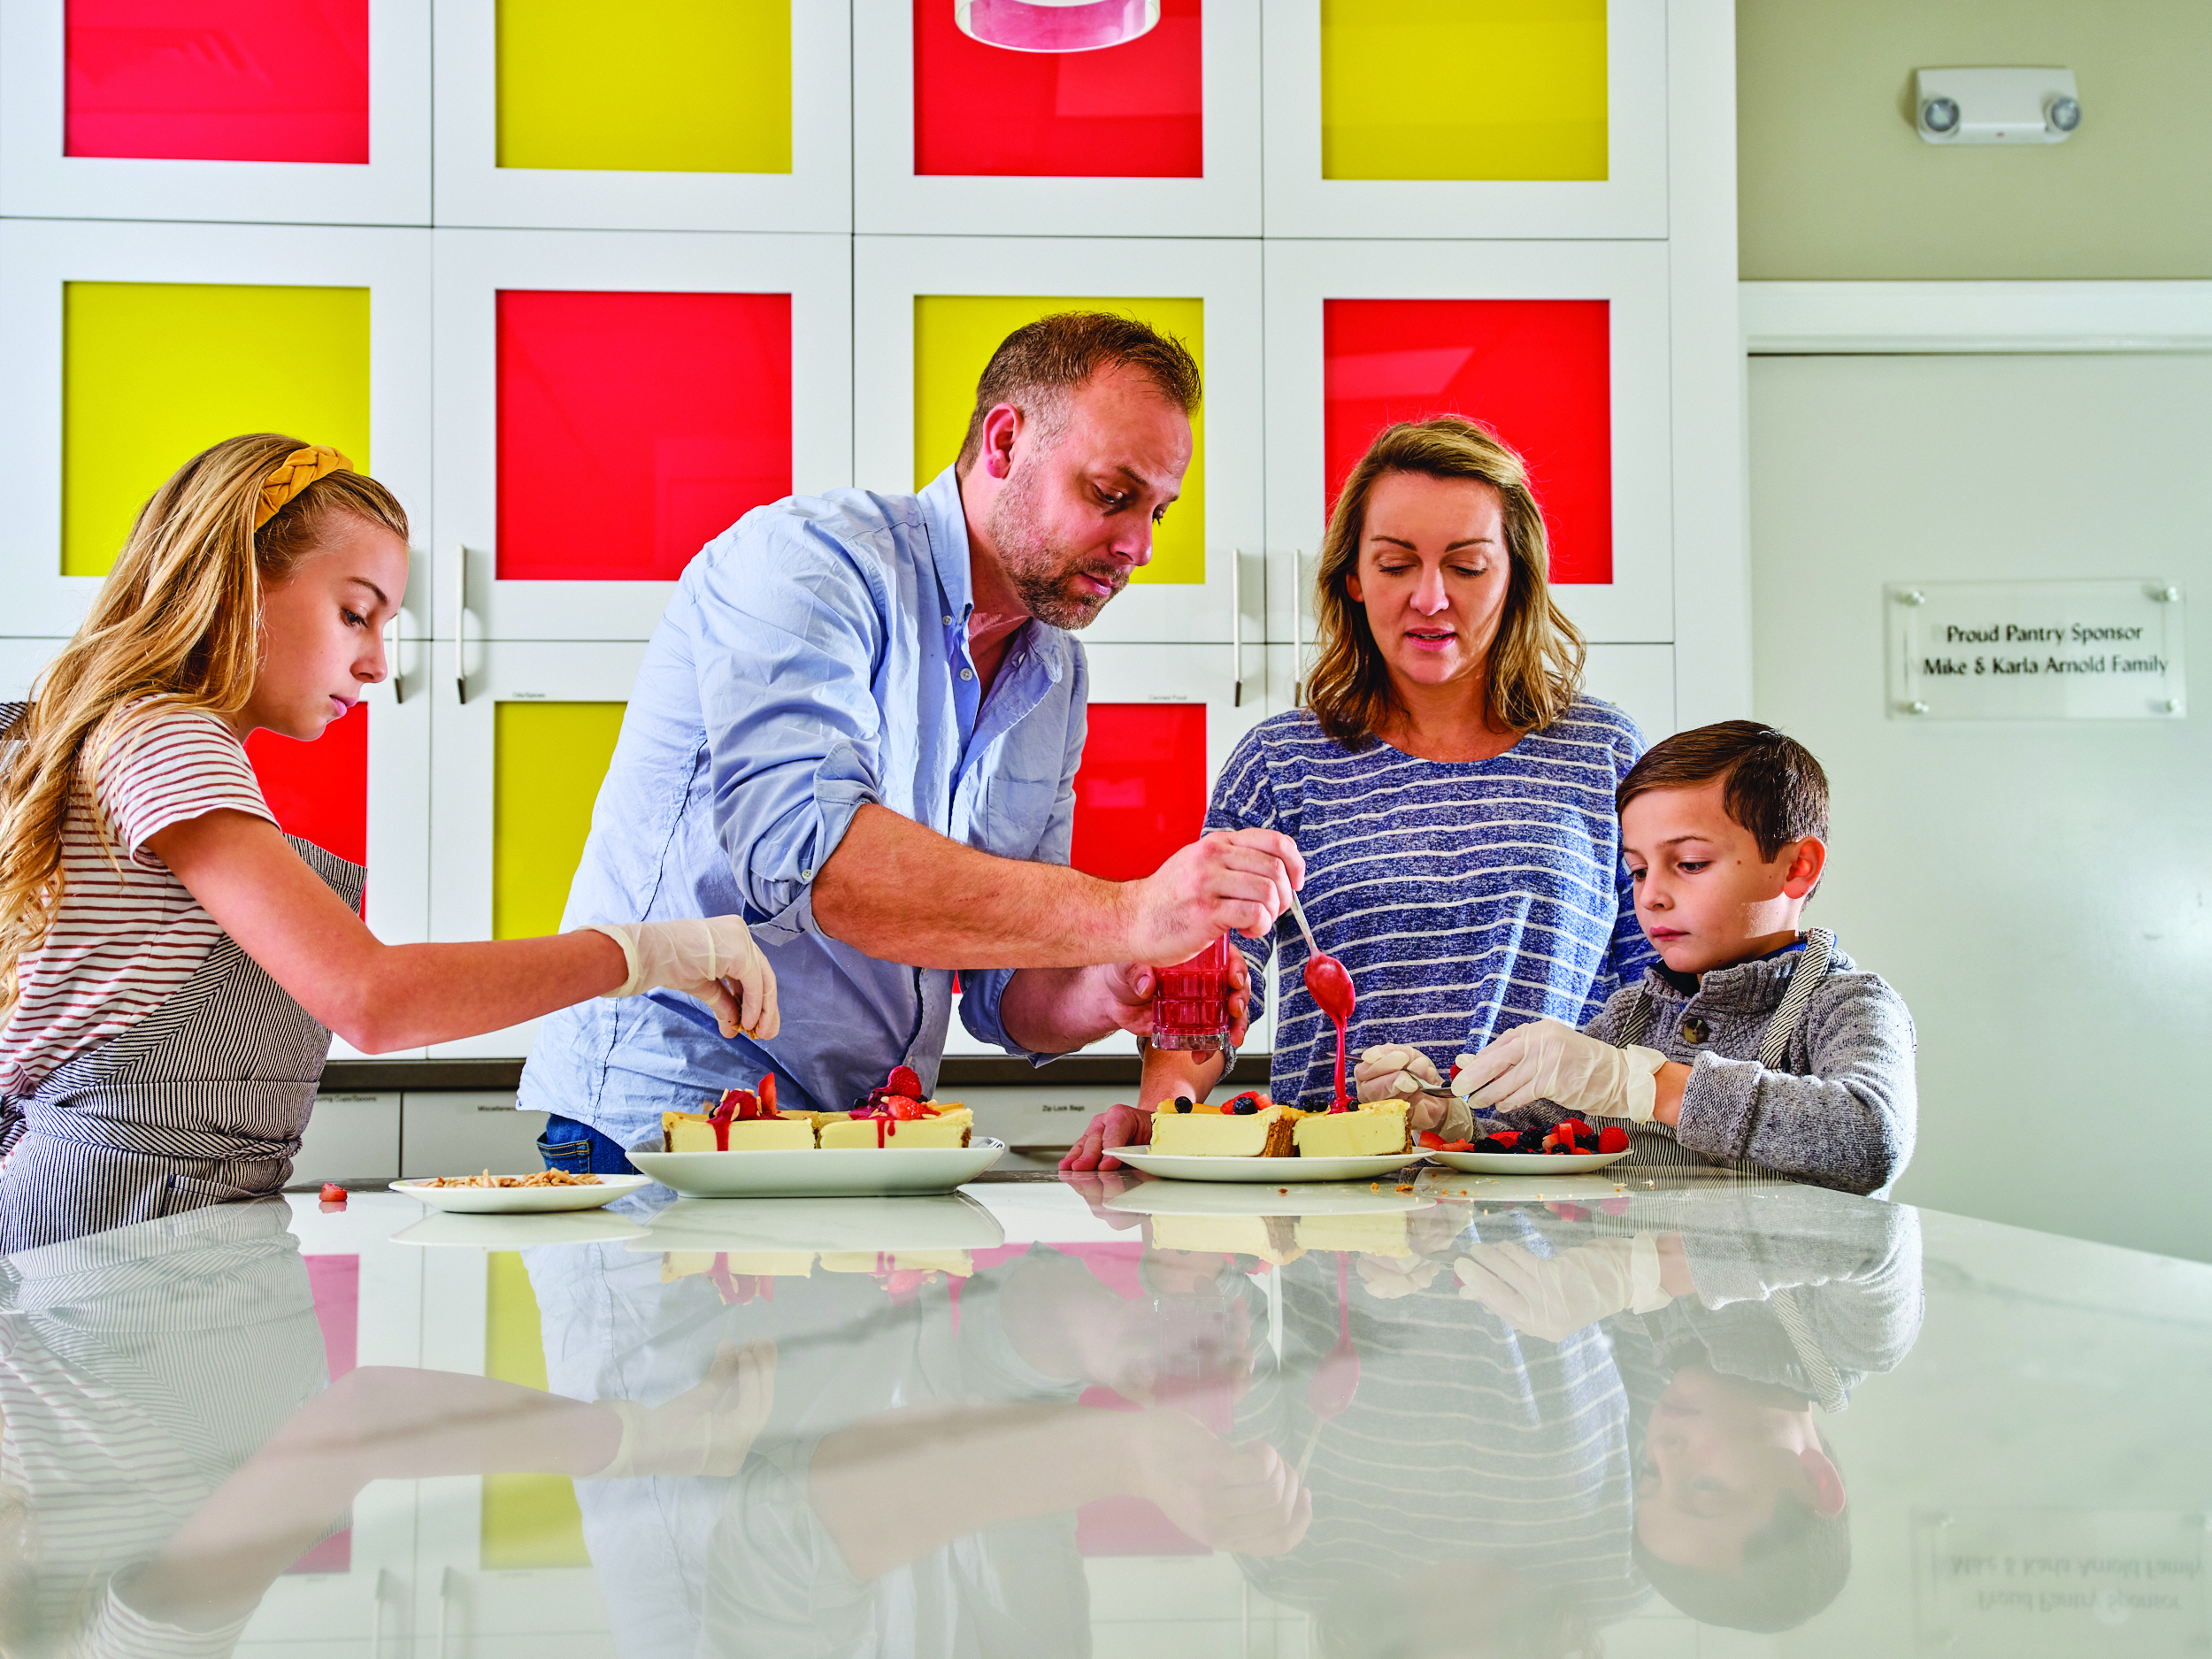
[1679,1016,1709,1045]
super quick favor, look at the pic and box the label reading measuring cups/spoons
[1887,580,2185,720]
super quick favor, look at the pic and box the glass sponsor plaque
[1886,580,2185,720]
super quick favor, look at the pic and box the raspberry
[1598,1125,1630,1153]
[887,1065,923,1101]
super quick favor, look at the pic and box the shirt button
[943,615,954,626]
[960,668,973,680]
[1680,1016,1709,1045]
[801,866,814,880]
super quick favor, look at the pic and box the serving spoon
[1286,889,1357,1108]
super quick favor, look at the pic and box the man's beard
[986,465,1129,631]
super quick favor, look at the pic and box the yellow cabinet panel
[62,281,371,577]
[492,701,626,941]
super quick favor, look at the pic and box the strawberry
[319,1183,347,1204]
[887,1064,923,1101]
[758,1072,779,1118]
[1418,1131,1444,1149]
[1440,1139,1475,1152]
[887,1097,937,1120]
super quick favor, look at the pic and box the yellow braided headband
[254,444,354,530]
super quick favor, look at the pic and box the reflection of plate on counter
[1105,1180,1432,1261]
[1104,1148,1420,1184]
[391,1209,650,1248]
[1419,1148,1632,1176]
[627,1194,1005,1286]
[627,1137,1007,1199]
[389,1174,650,1213]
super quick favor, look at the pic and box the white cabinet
[0,218,432,638]
[1260,237,1674,649]
[427,641,646,1058]
[852,0,1262,237]
[854,235,1263,646]
[430,0,849,232]
[0,0,432,227]
[1259,0,1669,240]
[429,227,853,642]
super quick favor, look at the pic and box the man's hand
[1123,830,1305,961]
[1103,950,1255,1045]
[1451,1018,1664,1123]
[1059,1104,1152,1172]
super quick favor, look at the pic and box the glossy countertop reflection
[3,1164,2208,1658]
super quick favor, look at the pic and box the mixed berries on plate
[849,1064,944,1120]
[1417,1118,1631,1156]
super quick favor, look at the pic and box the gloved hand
[1354,1044,1472,1140]
[1453,1237,1671,1342]
[586,1339,777,1479]
[1450,1019,1663,1123]
[584,917,780,1041]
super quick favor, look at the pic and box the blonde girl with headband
[0,434,779,1248]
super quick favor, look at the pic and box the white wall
[1748,352,2212,1263]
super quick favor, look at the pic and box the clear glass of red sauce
[1150,934,1236,1052]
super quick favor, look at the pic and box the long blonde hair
[0,434,408,1016]
[1304,415,1585,749]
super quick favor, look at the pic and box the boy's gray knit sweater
[1525,938,1916,1198]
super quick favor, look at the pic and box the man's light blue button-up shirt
[518,468,1088,1149]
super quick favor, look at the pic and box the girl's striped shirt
[0,703,276,1102]
[1209,697,1659,1112]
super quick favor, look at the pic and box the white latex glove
[585,1339,777,1479]
[584,917,780,1041]
[1454,1237,1670,1342]
[1354,1044,1470,1138]
[1449,1018,1663,1123]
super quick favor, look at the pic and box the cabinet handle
[384,611,405,704]
[1291,549,1304,707]
[371,1568,396,1656]
[453,545,468,706]
[1229,545,1242,708]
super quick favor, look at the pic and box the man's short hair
[1616,719,1830,862]
[955,311,1202,472]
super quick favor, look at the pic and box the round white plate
[391,1209,649,1248]
[388,1174,650,1214]
[1103,1148,1422,1184]
[1417,1148,1632,1175]
[626,1137,1007,1199]
[625,1193,1005,1253]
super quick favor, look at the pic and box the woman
[1064,415,1655,1168]
[0,434,777,1248]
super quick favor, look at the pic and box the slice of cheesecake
[817,1105,974,1149]
[1291,1100,1411,1159]
[1148,1094,1295,1158]
[660,1110,814,1152]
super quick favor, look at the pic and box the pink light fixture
[954,0,1160,53]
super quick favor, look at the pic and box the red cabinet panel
[65,0,370,164]
[915,0,1202,179]
[496,290,794,582]
[1069,703,1207,881]
[1324,298,1613,585]
[246,699,366,872]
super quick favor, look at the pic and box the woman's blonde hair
[1304,415,1585,750]
[0,434,407,1016]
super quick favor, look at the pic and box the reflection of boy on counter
[1395,721,1919,1196]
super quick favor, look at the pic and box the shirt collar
[918,465,975,631]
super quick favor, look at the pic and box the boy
[1448,720,1916,1196]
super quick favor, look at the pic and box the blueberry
[1231,1099,1259,1115]
[1172,1096,1194,1114]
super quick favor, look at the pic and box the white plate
[1104,1182,1431,1217]
[1103,1148,1422,1184]
[1417,1148,1633,1175]
[625,1194,1005,1253]
[391,1210,650,1248]
[388,1174,650,1213]
[626,1137,1007,1199]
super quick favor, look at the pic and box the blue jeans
[536,1113,641,1176]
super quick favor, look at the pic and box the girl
[0,434,778,1248]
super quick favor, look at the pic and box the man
[522,312,1303,1167]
